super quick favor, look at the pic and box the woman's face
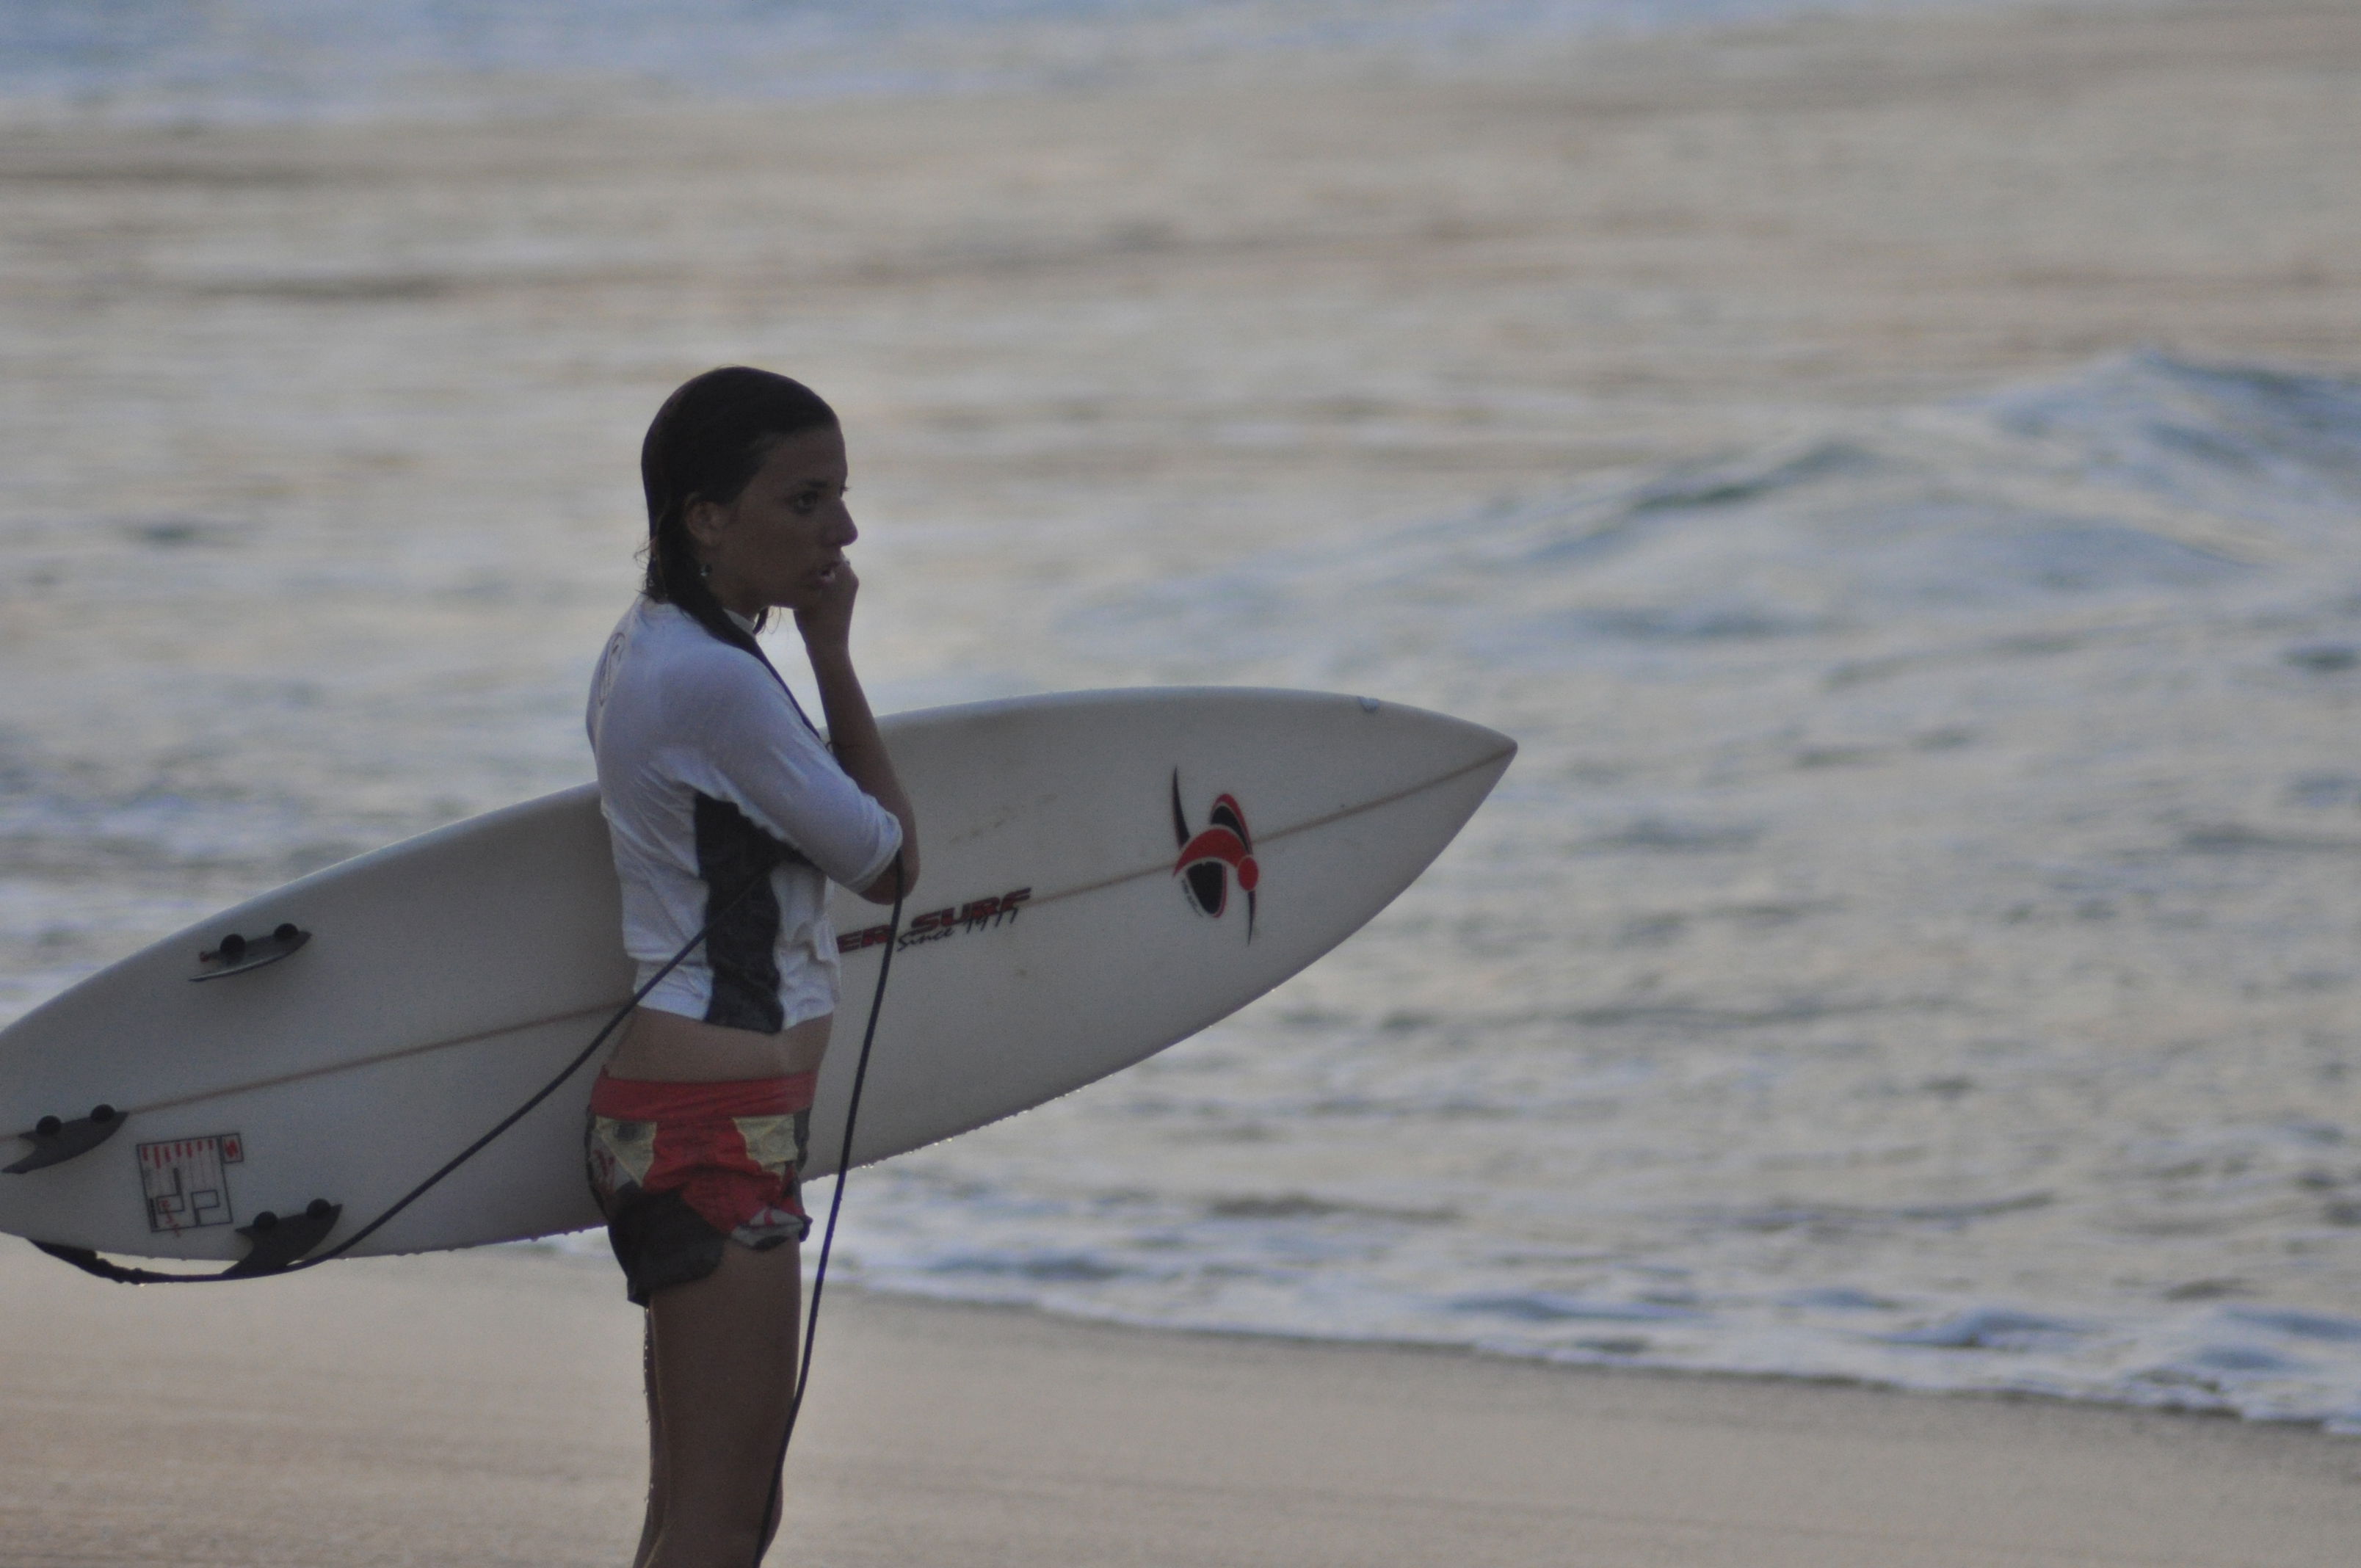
[688,424,856,618]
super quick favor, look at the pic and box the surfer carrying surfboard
[584,367,918,1568]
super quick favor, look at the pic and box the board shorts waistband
[587,1070,818,1123]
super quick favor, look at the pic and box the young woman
[584,367,918,1568]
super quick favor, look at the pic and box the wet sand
[1,1243,2354,1567]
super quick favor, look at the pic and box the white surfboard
[0,688,1512,1264]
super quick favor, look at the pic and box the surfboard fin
[30,1194,344,1285]
[226,1199,344,1277]
[4,1105,126,1175]
[192,922,310,981]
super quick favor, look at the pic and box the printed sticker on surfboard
[0,687,1513,1263]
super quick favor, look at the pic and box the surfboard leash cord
[28,867,786,1285]
[755,856,905,1564]
[32,853,909,1568]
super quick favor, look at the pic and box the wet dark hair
[641,366,839,660]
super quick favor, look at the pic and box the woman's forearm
[806,642,918,899]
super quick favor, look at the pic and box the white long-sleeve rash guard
[587,598,904,1034]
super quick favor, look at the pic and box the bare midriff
[603,1006,832,1082]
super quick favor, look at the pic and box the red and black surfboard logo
[1172,771,1258,937]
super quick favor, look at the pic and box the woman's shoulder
[617,600,789,715]
[614,599,742,677]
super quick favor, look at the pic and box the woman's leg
[644,1239,802,1568]
[634,1314,665,1568]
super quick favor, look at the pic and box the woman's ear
[683,494,729,553]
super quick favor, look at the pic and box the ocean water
[788,350,2361,1432]
[0,0,2084,123]
[13,342,2360,1430]
[7,0,2361,1437]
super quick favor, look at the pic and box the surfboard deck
[0,687,1512,1263]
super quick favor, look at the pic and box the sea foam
[805,351,2361,1432]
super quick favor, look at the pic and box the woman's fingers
[796,561,860,646]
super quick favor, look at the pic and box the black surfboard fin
[31,1194,344,1285]
[226,1199,343,1276]
[192,922,310,981]
[4,1105,126,1175]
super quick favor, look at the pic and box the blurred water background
[7,0,2361,1432]
[3,0,2042,124]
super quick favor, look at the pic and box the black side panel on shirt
[692,792,804,1033]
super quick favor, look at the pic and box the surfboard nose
[1356,694,1517,772]
[1321,691,1518,822]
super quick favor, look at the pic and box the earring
[698,561,712,582]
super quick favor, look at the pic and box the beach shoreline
[3,1241,2354,1567]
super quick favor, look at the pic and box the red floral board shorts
[584,1071,816,1306]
